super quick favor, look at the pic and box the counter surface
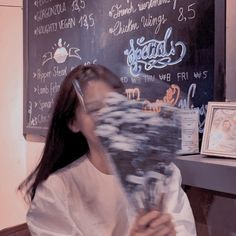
[174,154,236,195]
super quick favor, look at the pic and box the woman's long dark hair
[19,64,124,201]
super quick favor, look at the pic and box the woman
[19,64,196,236]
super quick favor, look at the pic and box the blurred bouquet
[95,92,181,212]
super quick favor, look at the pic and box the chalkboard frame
[23,0,30,139]
[23,0,226,141]
[214,0,226,101]
[23,0,48,141]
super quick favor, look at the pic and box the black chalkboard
[23,0,226,137]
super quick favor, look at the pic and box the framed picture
[201,102,236,158]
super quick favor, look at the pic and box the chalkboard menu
[23,0,225,137]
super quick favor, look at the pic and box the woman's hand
[130,210,176,236]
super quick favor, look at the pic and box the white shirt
[27,156,196,236]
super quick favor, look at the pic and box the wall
[0,0,44,229]
[226,0,236,101]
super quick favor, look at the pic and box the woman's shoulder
[38,155,88,193]
[55,154,88,176]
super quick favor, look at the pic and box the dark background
[23,0,226,137]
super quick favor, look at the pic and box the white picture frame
[201,102,236,158]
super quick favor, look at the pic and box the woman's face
[222,120,231,132]
[70,80,114,145]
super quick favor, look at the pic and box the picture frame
[201,102,236,158]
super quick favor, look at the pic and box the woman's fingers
[149,213,172,228]
[150,221,176,236]
[136,210,160,231]
[130,210,176,236]
[147,215,175,236]
[133,224,175,236]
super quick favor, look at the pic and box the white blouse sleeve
[27,174,83,236]
[164,164,197,236]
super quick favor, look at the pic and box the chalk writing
[38,99,54,111]
[84,59,97,65]
[34,17,77,36]
[137,0,171,11]
[34,22,58,36]
[144,74,155,83]
[177,83,196,109]
[143,84,180,112]
[124,27,186,76]
[193,71,208,79]
[177,72,189,81]
[71,0,86,12]
[109,2,136,19]
[109,18,139,36]
[125,84,180,112]
[197,105,207,133]
[28,112,51,127]
[163,84,180,105]
[78,13,95,29]
[178,3,196,22]
[28,101,33,125]
[131,77,142,84]
[159,73,171,81]
[34,0,55,8]
[34,69,51,83]
[29,117,38,126]
[52,66,67,77]
[126,88,141,100]
[140,14,167,34]
[34,2,66,22]
[120,76,129,83]
[173,0,177,10]
[58,18,76,30]
[37,114,50,124]
[50,82,60,96]
[34,85,49,95]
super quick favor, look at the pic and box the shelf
[174,154,236,195]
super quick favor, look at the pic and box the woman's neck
[87,145,112,175]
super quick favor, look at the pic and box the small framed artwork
[178,109,199,155]
[201,102,236,158]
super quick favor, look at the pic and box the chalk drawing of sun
[42,38,81,66]
[53,38,69,63]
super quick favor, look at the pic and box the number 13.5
[78,13,95,29]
